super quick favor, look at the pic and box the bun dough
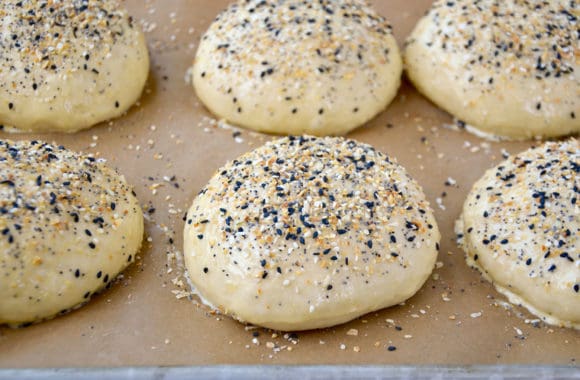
[457,139,579,329]
[404,0,579,140]
[184,136,440,330]
[192,0,402,136]
[0,140,144,326]
[0,0,149,133]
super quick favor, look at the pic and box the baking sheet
[0,0,578,367]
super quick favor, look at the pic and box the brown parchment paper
[0,0,578,368]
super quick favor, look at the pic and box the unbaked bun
[457,139,579,329]
[0,139,144,326]
[192,0,402,136]
[184,136,440,331]
[0,0,149,133]
[404,0,579,140]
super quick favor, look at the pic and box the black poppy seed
[388,346,397,351]
[88,242,96,249]
[559,253,572,262]
[197,234,204,240]
[405,221,418,230]
[74,269,80,278]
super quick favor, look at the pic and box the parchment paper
[0,0,578,367]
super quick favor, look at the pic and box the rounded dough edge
[183,136,439,330]
[0,140,144,325]
[192,0,402,136]
[0,2,149,133]
[404,1,580,140]
[456,139,580,329]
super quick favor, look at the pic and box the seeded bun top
[184,136,440,330]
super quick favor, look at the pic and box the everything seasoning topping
[410,0,578,82]
[194,0,397,125]
[461,139,579,294]
[0,139,140,323]
[187,136,439,303]
[0,0,137,103]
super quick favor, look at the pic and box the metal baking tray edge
[1,365,578,379]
